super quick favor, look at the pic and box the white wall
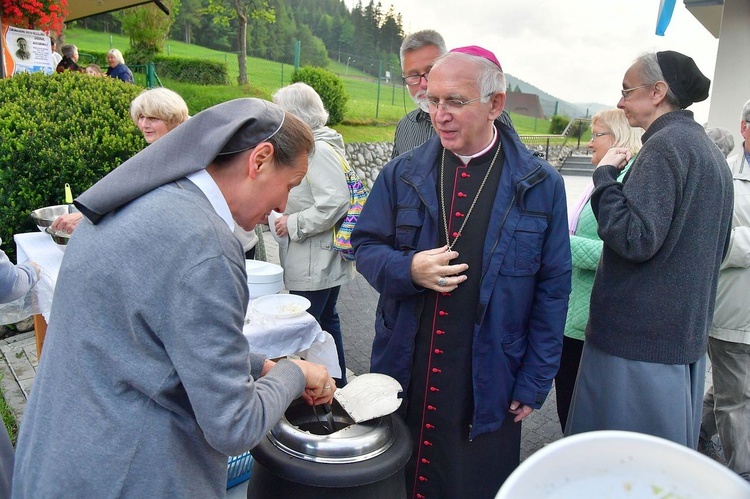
[707,0,750,155]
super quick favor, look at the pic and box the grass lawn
[0,377,17,445]
[63,28,568,143]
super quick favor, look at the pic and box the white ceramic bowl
[245,260,284,299]
[496,430,750,499]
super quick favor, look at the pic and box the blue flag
[656,0,677,36]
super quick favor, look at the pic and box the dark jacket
[56,57,83,73]
[106,63,134,84]
[588,110,734,364]
[352,123,571,438]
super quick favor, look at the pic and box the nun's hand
[597,148,632,170]
[290,359,335,405]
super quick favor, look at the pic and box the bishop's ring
[437,277,447,287]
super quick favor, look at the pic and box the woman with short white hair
[105,48,134,84]
[130,87,190,143]
[272,82,355,386]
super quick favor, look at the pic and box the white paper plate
[252,294,311,319]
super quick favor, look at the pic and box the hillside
[506,74,607,119]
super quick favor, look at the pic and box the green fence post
[294,41,300,71]
[375,60,382,119]
[147,62,155,88]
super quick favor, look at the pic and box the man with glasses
[392,30,514,159]
[699,98,750,482]
[353,46,571,497]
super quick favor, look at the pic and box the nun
[566,52,734,448]
[12,99,336,497]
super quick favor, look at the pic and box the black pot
[247,398,412,498]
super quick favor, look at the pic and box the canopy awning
[65,0,169,22]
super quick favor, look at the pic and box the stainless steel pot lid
[268,399,396,464]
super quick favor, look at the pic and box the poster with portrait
[1,25,55,77]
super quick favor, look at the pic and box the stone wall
[344,142,393,190]
[343,142,571,187]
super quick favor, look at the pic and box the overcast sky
[344,0,719,123]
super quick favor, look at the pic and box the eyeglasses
[589,132,611,141]
[620,83,652,100]
[418,95,491,113]
[402,72,429,86]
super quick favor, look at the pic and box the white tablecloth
[13,232,341,376]
[14,232,60,322]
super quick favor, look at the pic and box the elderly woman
[706,127,735,159]
[554,109,642,431]
[566,51,734,448]
[105,48,134,84]
[272,82,355,386]
[130,87,189,143]
[51,88,189,234]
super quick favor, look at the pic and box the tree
[207,0,275,85]
[116,1,179,62]
[174,0,204,44]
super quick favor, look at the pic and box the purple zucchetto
[450,45,503,71]
[656,51,710,109]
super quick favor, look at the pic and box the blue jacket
[352,124,571,438]
[106,63,134,84]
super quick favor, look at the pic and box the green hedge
[291,66,348,126]
[153,56,229,85]
[0,72,144,258]
[79,52,229,85]
[78,51,108,66]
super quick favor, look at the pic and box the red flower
[1,0,68,34]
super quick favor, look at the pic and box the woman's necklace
[439,141,502,252]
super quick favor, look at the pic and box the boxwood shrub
[80,52,229,85]
[291,66,348,125]
[0,72,144,259]
[153,56,229,85]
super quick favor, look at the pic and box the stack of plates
[245,260,284,299]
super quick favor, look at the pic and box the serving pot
[247,398,411,498]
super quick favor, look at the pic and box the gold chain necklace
[439,141,501,252]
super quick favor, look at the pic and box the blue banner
[656,0,677,36]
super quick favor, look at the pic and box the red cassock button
[452,231,459,238]
[439,310,448,316]
[423,440,433,446]
[425,423,435,429]
[429,386,439,392]
[419,475,428,482]
[455,211,464,217]
[417,495,426,499]
[435,329,445,335]
[427,405,437,411]
[457,192,467,198]
[434,349,443,354]
[461,172,470,178]
[432,367,442,373]
[421,458,431,464]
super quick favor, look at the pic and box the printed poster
[2,25,55,77]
